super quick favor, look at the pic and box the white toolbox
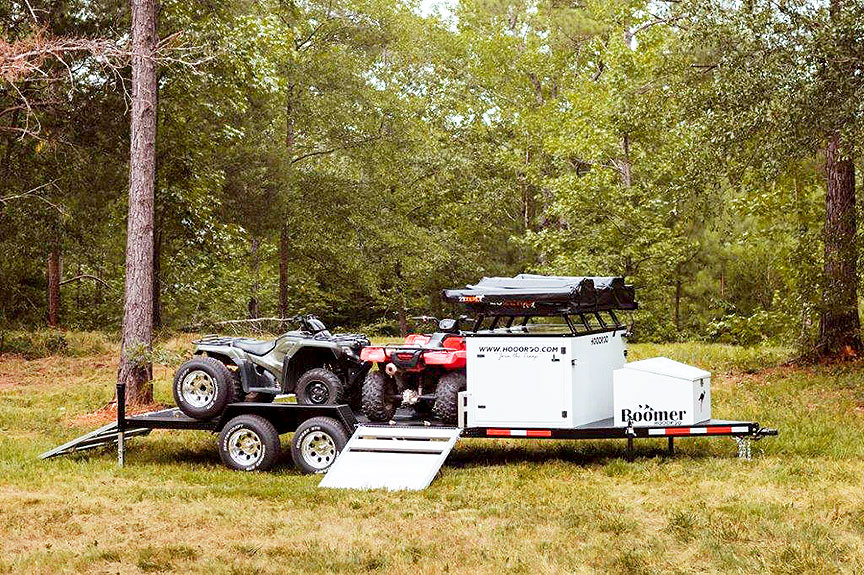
[465,333,627,428]
[613,357,711,427]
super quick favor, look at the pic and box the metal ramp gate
[319,425,461,491]
[38,422,151,460]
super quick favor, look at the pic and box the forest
[2,0,862,350]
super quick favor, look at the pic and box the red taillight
[359,347,387,362]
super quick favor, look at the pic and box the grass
[2,336,864,574]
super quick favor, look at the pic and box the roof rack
[442,274,637,317]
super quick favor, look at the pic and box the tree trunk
[817,131,862,358]
[674,274,682,333]
[153,226,162,329]
[117,0,158,405]
[279,90,295,318]
[47,246,60,327]
[279,222,290,317]
[248,237,260,319]
[395,262,407,337]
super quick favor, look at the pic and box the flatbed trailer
[41,390,776,489]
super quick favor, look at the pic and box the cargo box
[613,357,711,427]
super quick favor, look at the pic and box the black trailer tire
[173,357,242,420]
[218,414,281,471]
[361,371,398,422]
[432,371,467,424]
[291,416,349,474]
[295,368,344,405]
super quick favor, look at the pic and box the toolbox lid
[619,357,710,381]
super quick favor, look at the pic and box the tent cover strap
[442,274,637,315]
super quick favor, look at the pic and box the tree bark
[395,261,407,337]
[47,246,60,327]
[117,0,158,405]
[817,131,862,358]
[248,237,260,319]
[153,226,162,329]
[279,90,296,318]
[279,221,290,317]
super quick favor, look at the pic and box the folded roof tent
[442,274,637,316]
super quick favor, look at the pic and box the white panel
[467,336,569,428]
[621,357,710,380]
[570,331,626,427]
[319,426,461,491]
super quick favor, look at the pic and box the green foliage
[0,0,858,348]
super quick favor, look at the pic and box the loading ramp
[319,425,461,491]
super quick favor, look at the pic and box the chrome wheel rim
[227,428,264,467]
[306,381,330,405]
[300,432,336,470]
[181,370,216,408]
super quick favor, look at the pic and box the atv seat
[232,338,276,356]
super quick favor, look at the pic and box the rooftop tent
[442,274,637,315]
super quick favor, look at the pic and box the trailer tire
[218,414,281,472]
[173,357,242,420]
[361,371,398,422]
[291,416,348,474]
[432,371,466,424]
[295,368,344,405]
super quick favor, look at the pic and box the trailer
[41,274,778,490]
[40,389,360,475]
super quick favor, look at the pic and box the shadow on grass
[447,437,733,469]
[56,431,740,476]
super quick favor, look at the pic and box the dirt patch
[69,402,171,428]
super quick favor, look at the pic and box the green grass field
[1,335,863,574]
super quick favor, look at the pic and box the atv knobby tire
[361,371,398,422]
[218,414,280,471]
[173,356,243,420]
[432,371,466,424]
[295,368,344,405]
[291,416,348,474]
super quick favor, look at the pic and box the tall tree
[817,0,861,357]
[117,0,158,403]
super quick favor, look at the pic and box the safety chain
[734,436,752,460]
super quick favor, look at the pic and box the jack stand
[734,436,751,460]
[625,419,635,461]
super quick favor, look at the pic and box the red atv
[359,317,466,423]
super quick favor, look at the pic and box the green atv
[173,315,370,420]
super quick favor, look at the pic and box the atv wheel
[295,368,344,405]
[432,371,467,424]
[218,414,280,471]
[173,357,242,420]
[361,371,398,422]
[291,416,348,474]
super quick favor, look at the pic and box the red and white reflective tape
[647,425,750,436]
[486,428,552,438]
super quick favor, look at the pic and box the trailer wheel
[291,416,348,474]
[173,357,243,420]
[432,371,466,424]
[361,371,398,422]
[218,414,281,472]
[295,368,344,405]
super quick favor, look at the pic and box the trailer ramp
[319,425,461,491]
[39,422,151,460]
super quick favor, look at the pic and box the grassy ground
[1,336,863,574]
